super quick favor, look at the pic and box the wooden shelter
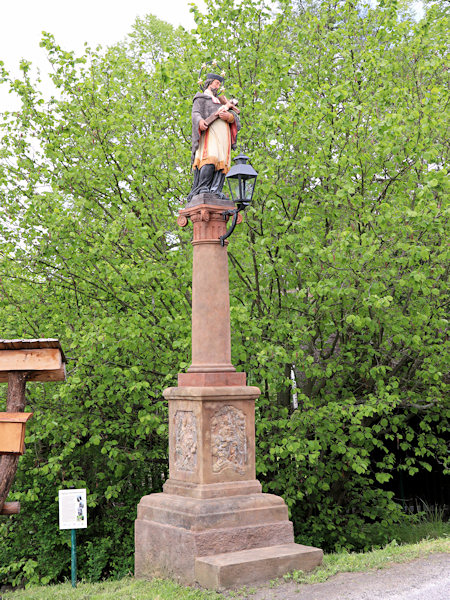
[0,339,66,515]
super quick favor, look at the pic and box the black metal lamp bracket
[219,206,244,246]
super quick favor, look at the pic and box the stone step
[195,542,323,589]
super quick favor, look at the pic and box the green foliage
[0,0,448,587]
[0,20,195,587]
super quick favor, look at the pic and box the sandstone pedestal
[134,197,322,588]
[135,386,323,587]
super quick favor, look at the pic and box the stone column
[134,195,322,589]
[177,198,245,387]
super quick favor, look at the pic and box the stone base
[195,543,323,590]
[163,386,260,486]
[135,491,318,586]
[178,372,246,387]
[185,193,234,208]
[163,479,262,499]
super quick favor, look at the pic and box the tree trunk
[0,372,28,513]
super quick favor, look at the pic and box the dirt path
[226,553,449,600]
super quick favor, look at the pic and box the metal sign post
[71,529,77,587]
[58,488,87,588]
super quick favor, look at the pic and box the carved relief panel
[211,405,247,475]
[174,410,198,472]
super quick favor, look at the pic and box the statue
[187,68,241,202]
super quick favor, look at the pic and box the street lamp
[219,154,258,246]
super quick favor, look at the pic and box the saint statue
[187,70,241,201]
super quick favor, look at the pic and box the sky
[0,0,206,112]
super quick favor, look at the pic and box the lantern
[226,154,258,209]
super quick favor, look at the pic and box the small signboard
[58,489,87,530]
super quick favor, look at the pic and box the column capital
[178,203,242,244]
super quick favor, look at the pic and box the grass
[285,536,450,585]
[0,577,225,600]
[387,506,450,545]
[2,536,448,599]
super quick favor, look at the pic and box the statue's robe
[191,93,240,174]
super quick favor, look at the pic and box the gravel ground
[226,553,449,600]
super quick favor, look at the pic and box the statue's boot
[187,168,200,201]
[196,164,215,194]
[210,170,227,199]
[187,165,229,201]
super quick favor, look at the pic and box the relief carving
[211,405,247,475]
[175,410,197,472]
[177,214,188,227]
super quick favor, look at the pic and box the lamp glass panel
[239,176,245,201]
[228,177,240,202]
[241,178,247,200]
[243,178,255,200]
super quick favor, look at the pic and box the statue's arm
[218,106,235,123]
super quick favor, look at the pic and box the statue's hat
[206,73,225,83]
[197,61,226,87]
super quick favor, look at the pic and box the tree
[0,21,199,584]
[0,0,448,585]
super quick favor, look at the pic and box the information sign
[58,489,87,530]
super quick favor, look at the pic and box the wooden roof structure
[0,339,66,361]
[0,412,33,424]
[0,339,66,383]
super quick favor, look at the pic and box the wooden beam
[0,501,20,515]
[0,372,26,513]
[0,366,66,383]
[0,348,62,372]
